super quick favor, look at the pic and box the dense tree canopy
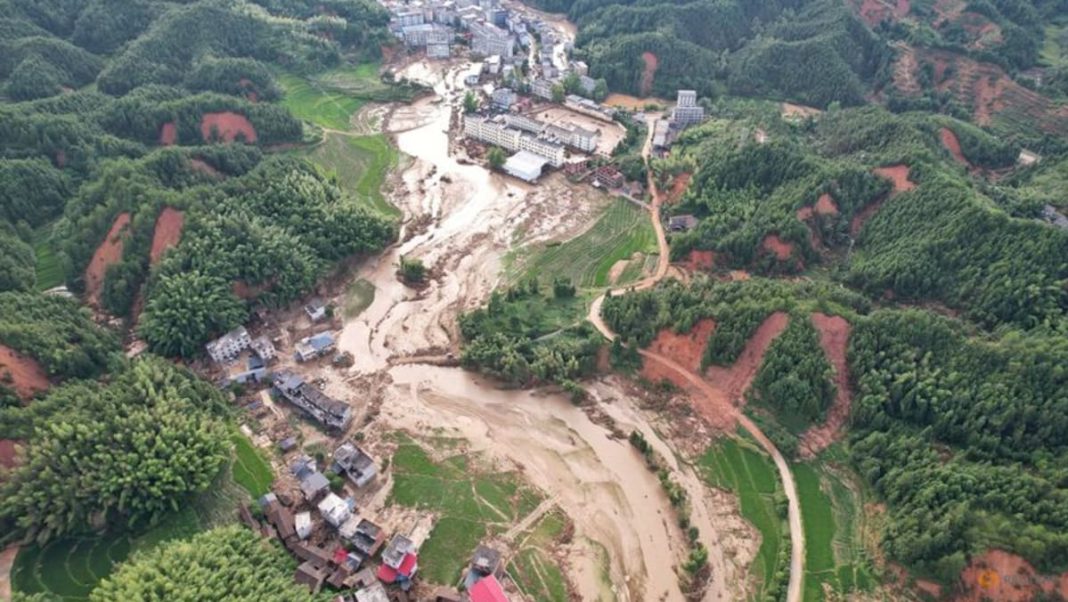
[90,526,311,602]
[0,357,229,543]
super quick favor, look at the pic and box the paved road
[586,115,805,602]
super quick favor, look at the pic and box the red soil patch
[705,312,790,406]
[939,127,971,167]
[200,112,257,144]
[799,313,853,458]
[850,165,915,236]
[796,206,814,220]
[639,312,789,431]
[159,121,177,146]
[761,234,794,260]
[84,212,131,307]
[682,249,716,272]
[232,280,270,300]
[815,193,839,216]
[855,0,909,27]
[667,172,691,204]
[639,52,659,98]
[0,345,49,401]
[149,207,185,265]
[0,439,21,470]
[955,550,1068,602]
[873,164,916,194]
[189,158,222,178]
[647,319,716,374]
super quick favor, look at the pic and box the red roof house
[469,575,508,602]
[377,552,418,584]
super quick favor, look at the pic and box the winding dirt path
[587,115,805,602]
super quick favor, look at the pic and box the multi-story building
[672,89,705,128]
[517,134,565,167]
[205,326,251,364]
[427,42,451,59]
[393,10,425,28]
[531,78,555,100]
[402,24,451,48]
[470,22,514,58]
[463,115,565,167]
[491,87,516,110]
[463,114,521,149]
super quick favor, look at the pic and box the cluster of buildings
[204,316,349,431]
[386,0,531,61]
[652,90,707,155]
[463,112,605,181]
[250,444,512,601]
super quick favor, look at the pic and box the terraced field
[301,132,400,217]
[278,64,416,132]
[33,224,63,291]
[11,471,247,600]
[510,199,657,289]
[699,436,787,600]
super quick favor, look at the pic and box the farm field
[794,459,876,600]
[11,471,247,600]
[387,434,554,587]
[230,430,274,498]
[301,132,400,217]
[508,509,570,602]
[509,198,656,289]
[278,64,414,132]
[33,224,63,291]
[698,436,786,600]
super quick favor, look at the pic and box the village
[382,0,705,186]
[184,2,714,601]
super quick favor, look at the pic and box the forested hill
[0,0,401,356]
[526,0,889,106]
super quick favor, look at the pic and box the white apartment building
[672,89,705,128]
[205,326,252,364]
[517,134,564,167]
[463,115,565,167]
[470,22,514,58]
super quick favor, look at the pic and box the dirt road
[587,116,806,602]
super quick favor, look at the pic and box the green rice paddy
[510,198,657,289]
[301,132,400,217]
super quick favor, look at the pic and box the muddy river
[334,41,748,600]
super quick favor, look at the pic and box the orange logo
[977,569,1000,590]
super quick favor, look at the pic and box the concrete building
[672,89,705,128]
[463,114,521,149]
[470,22,514,58]
[332,443,379,487]
[205,326,251,364]
[402,23,451,48]
[393,10,425,28]
[517,134,565,167]
[503,151,548,182]
[531,78,555,100]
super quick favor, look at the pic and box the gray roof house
[332,443,378,488]
[272,371,352,431]
[299,471,330,501]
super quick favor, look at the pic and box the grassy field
[1041,25,1068,68]
[698,436,786,599]
[792,458,876,601]
[230,431,274,498]
[508,509,570,602]
[301,132,400,217]
[12,470,247,600]
[388,434,552,586]
[509,198,657,289]
[278,63,414,132]
[344,278,376,318]
[33,224,64,290]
